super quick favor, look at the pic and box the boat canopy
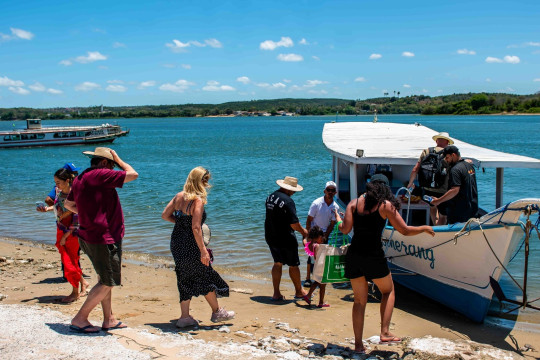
[323,122,540,169]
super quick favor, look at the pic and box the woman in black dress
[162,166,234,328]
[335,174,434,353]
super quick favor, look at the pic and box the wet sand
[0,237,538,359]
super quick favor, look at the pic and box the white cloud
[534,78,540,82]
[107,80,124,84]
[205,38,222,48]
[305,80,327,87]
[485,56,503,63]
[354,77,366,82]
[485,55,520,64]
[236,76,250,84]
[503,55,520,64]
[277,53,303,62]
[457,48,476,55]
[260,37,293,50]
[8,86,30,95]
[256,82,270,88]
[28,82,46,92]
[422,89,429,93]
[272,82,286,89]
[283,79,292,83]
[403,84,411,88]
[47,88,63,94]
[312,55,320,61]
[166,39,222,52]
[106,84,127,92]
[308,89,328,95]
[112,42,126,48]
[59,60,72,66]
[0,76,24,87]
[507,41,540,48]
[75,51,107,64]
[10,27,34,40]
[402,51,415,57]
[159,79,195,92]
[181,64,191,69]
[75,82,101,91]
[202,81,235,91]
[526,42,540,47]
[166,39,191,52]
[369,53,382,60]
[137,81,156,89]
[299,38,308,45]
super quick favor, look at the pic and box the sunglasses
[326,188,337,193]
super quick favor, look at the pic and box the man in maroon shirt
[65,147,138,333]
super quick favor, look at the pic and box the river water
[1,114,539,321]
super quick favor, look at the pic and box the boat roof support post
[496,168,504,209]
[332,156,337,185]
[350,163,358,200]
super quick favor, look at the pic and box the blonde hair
[183,166,211,204]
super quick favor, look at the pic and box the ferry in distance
[0,119,129,148]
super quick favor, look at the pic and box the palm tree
[397,91,400,97]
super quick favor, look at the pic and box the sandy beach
[0,237,538,360]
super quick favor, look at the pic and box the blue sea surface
[0,114,539,318]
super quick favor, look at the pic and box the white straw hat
[276,176,304,192]
[432,132,454,145]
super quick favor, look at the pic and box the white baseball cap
[325,181,337,189]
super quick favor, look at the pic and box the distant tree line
[1,93,539,121]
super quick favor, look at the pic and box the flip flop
[293,294,308,299]
[69,324,100,334]
[303,295,312,305]
[317,303,330,308]
[101,321,127,331]
[380,336,401,344]
[270,295,286,302]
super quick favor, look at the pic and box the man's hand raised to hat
[109,149,139,183]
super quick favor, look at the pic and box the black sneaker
[303,280,312,287]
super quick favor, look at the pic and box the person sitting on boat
[302,181,339,287]
[407,132,452,225]
[334,174,434,354]
[431,145,479,225]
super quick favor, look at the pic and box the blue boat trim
[388,262,491,323]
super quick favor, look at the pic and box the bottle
[422,195,434,206]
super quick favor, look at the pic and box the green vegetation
[1,93,540,120]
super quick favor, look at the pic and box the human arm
[324,219,336,240]
[407,162,421,189]
[291,222,308,238]
[110,150,138,183]
[431,186,459,206]
[380,201,434,236]
[305,215,314,232]
[336,199,356,234]
[190,199,211,266]
[63,199,78,214]
[161,193,180,224]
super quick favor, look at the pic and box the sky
[1,0,539,108]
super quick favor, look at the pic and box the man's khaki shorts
[79,240,122,286]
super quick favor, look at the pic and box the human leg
[318,283,328,307]
[71,282,112,330]
[350,276,369,352]
[271,262,283,299]
[289,265,307,297]
[372,274,400,342]
[56,231,81,301]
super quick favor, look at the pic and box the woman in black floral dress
[162,166,234,327]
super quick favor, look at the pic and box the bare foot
[380,333,402,343]
[61,293,79,303]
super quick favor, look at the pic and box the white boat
[322,121,540,322]
[0,119,130,148]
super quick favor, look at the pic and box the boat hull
[382,199,538,322]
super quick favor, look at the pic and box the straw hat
[276,176,304,192]
[432,132,454,145]
[83,147,115,161]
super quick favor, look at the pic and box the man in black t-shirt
[432,145,478,224]
[265,176,308,301]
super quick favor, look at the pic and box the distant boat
[0,119,130,148]
[323,121,540,322]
